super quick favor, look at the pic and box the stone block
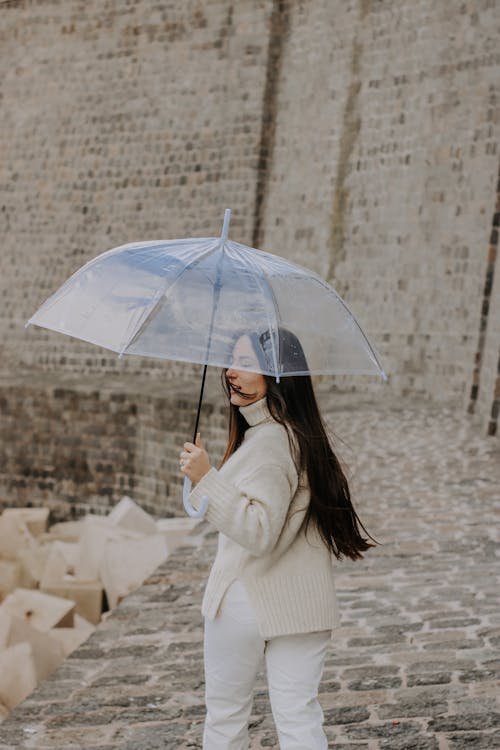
[16,544,51,589]
[0,588,75,630]
[75,514,143,581]
[108,495,157,535]
[1,507,49,538]
[40,541,79,585]
[74,515,115,581]
[0,609,11,649]
[44,519,86,542]
[100,534,169,609]
[156,517,201,553]
[0,514,37,562]
[48,613,95,657]
[40,541,102,623]
[0,560,20,601]
[40,579,103,625]
[0,642,37,710]
[7,615,65,681]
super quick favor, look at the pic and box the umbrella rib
[232,245,282,379]
[27,239,212,335]
[310,275,387,379]
[255,268,282,379]
[114,246,190,353]
[36,249,163,348]
[118,239,219,355]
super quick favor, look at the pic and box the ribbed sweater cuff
[187,467,236,524]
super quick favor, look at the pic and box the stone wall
[0,0,498,401]
[0,370,228,517]
[0,0,498,511]
[1,0,271,379]
[467,162,500,435]
[258,0,499,411]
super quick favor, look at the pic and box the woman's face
[226,335,267,407]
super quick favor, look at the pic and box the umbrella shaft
[192,363,208,443]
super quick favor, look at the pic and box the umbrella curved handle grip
[183,476,209,518]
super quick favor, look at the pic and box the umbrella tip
[221,208,231,241]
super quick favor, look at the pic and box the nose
[226,367,237,380]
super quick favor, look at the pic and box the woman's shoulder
[246,421,297,468]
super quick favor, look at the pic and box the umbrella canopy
[27,211,386,382]
[27,209,387,517]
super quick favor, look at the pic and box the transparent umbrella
[27,209,387,517]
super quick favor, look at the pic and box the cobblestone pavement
[1,393,499,749]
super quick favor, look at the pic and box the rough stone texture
[469,161,500,435]
[0,369,228,516]
[0,0,499,518]
[1,393,499,748]
[257,0,500,416]
[1,0,271,379]
[0,1,498,522]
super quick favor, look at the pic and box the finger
[195,432,202,447]
[184,442,195,451]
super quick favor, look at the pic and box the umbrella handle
[183,476,209,518]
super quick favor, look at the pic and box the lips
[229,383,242,394]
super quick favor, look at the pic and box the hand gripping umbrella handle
[183,476,209,518]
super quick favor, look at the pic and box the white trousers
[203,579,331,750]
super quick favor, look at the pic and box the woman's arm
[187,462,298,556]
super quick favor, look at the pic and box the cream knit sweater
[187,396,340,639]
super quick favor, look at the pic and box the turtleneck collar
[238,396,273,427]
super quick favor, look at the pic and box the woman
[179,327,375,750]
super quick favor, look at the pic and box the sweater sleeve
[187,463,298,556]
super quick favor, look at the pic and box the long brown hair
[220,328,377,561]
